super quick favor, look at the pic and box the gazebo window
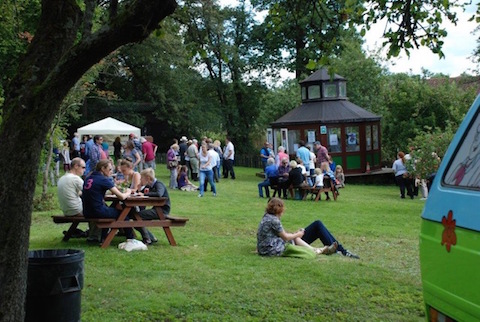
[327,127,342,153]
[346,126,360,152]
[288,129,300,154]
[308,85,321,99]
[301,87,307,100]
[323,83,337,98]
[366,125,372,151]
[339,81,347,97]
[373,125,379,150]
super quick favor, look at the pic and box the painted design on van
[441,210,456,252]
[445,123,480,187]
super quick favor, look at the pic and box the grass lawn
[30,166,426,321]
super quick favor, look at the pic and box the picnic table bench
[52,195,188,248]
[299,178,338,201]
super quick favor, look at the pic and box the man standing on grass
[296,140,311,174]
[314,140,330,168]
[223,136,235,179]
[141,137,158,169]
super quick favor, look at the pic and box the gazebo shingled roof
[299,69,345,83]
[271,100,381,126]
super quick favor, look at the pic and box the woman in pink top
[275,146,289,167]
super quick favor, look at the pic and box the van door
[420,95,480,321]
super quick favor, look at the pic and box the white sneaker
[213,193,217,197]
[198,194,203,198]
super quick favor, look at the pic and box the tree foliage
[380,73,477,162]
[251,0,361,79]
[406,126,454,179]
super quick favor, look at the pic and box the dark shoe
[142,238,152,245]
[325,242,338,255]
[342,250,360,259]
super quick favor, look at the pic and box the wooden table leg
[63,222,80,241]
[155,206,178,246]
[100,206,131,248]
[100,228,118,249]
[315,190,322,202]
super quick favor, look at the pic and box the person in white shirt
[211,145,221,182]
[198,143,217,197]
[57,157,101,241]
[222,137,235,179]
[57,157,85,216]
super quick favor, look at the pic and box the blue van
[420,95,480,321]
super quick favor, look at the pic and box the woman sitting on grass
[257,198,359,259]
[177,165,198,191]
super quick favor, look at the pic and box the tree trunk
[42,135,54,198]
[0,0,177,320]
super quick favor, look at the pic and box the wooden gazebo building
[268,68,382,174]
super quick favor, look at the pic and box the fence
[156,153,262,169]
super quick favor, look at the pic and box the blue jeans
[301,220,345,254]
[258,179,271,197]
[199,169,216,196]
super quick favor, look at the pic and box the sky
[219,1,479,78]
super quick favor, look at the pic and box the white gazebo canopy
[77,117,141,147]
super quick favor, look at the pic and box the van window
[444,110,480,189]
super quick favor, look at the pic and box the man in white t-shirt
[57,157,101,241]
[57,157,85,216]
[223,137,235,179]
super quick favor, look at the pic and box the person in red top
[314,140,330,168]
[141,137,158,169]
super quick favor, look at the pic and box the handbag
[168,160,178,169]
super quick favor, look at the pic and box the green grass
[30,166,426,321]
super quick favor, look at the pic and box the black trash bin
[26,249,84,322]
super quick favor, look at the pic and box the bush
[33,192,57,211]
[406,127,454,179]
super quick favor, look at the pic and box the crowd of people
[257,140,345,199]
[55,133,236,245]
[55,133,360,260]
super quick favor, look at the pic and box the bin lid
[28,249,84,264]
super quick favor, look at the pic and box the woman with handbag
[167,144,179,189]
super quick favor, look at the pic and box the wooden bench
[52,215,114,242]
[300,178,338,201]
[52,214,188,248]
[270,182,294,199]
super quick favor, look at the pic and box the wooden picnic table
[101,195,188,248]
[53,195,188,248]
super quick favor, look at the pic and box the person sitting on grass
[135,168,171,244]
[177,165,198,192]
[257,198,359,259]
